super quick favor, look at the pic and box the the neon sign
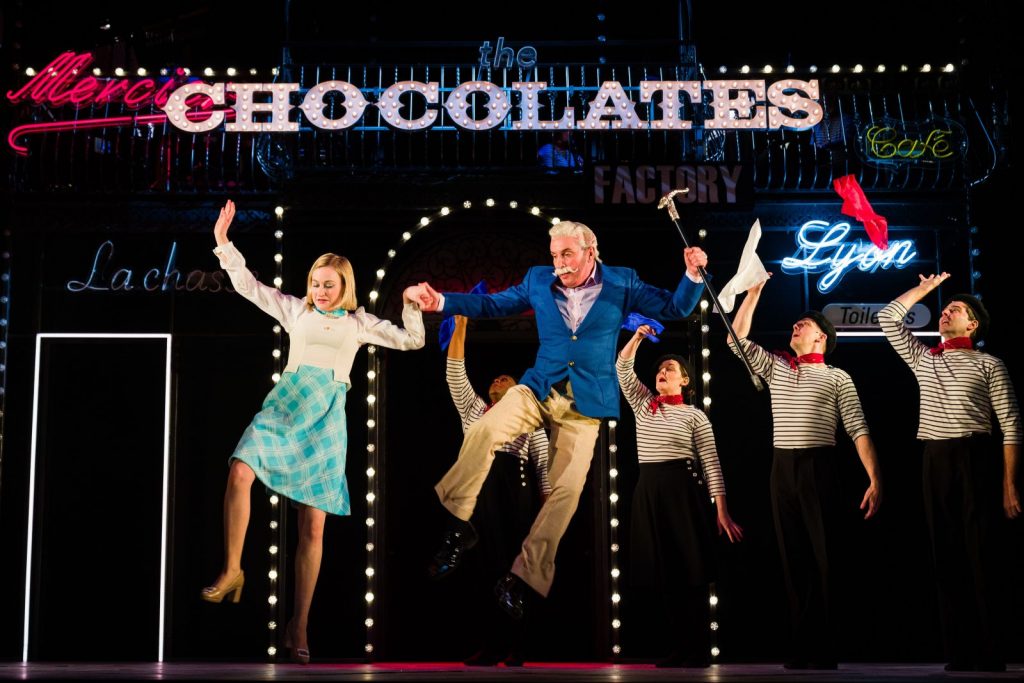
[66,241,235,294]
[781,220,917,293]
[7,51,824,155]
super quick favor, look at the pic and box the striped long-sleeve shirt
[616,356,726,499]
[446,358,552,495]
[878,300,1022,444]
[732,338,870,449]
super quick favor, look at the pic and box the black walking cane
[658,190,764,392]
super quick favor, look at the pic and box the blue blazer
[443,264,703,419]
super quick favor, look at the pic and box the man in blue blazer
[409,220,708,617]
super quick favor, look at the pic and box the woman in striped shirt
[617,325,742,668]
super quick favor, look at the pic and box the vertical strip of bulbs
[267,206,285,660]
[607,420,622,658]
[696,227,720,662]
[0,228,11,477]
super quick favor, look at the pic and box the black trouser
[922,434,1003,666]
[770,446,839,663]
[469,450,540,654]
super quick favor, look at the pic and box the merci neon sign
[781,220,917,293]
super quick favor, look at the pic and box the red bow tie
[929,337,974,355]
[774,351,825,370]
[649,394,685,414]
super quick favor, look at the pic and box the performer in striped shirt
[879,272,1020,672]
[617,325,742,668]
[730,276,881,670]
[442,314,551,666]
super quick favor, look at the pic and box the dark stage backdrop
[1,191,1022,664]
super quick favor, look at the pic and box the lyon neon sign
[781,220,918,293]
[7,50,824,155]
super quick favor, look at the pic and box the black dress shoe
[426,523,478,580]
[494,573,528,620]
[463,649,502,666]
[502,652,524,667]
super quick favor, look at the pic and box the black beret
[799,310,837,355]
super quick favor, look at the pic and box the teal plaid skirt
[230,365,350,515]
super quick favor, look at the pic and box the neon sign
[7,51,824,155]
[66,241,235,294]
[857,117,967,167]
[781,220,917,293]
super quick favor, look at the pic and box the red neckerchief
[929,336,974,355]
[773,351,826,371]
[649,394,685,414]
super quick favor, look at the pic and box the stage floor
[0,662,1021,681]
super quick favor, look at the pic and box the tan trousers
[435,383,601,597]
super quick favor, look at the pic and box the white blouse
[214,241,425,386]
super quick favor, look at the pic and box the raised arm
[447,315,468,361]
[731,276,770,341]
[214,199,235,247]
[893,272,950,309]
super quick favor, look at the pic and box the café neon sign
[7,51,824,154]
[781,220,918,293]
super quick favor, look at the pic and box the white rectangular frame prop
[24,333,172,662]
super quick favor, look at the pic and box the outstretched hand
[214,200,236,247]
[633,324,656,343]
[860,481,882,519]
[717,513,744,543]
[404,282,442,311]
[916,272,950,295]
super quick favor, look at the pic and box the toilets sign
[7,50,824,155]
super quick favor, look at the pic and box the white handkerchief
[717,219,770,314]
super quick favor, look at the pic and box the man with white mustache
[407,220,708,620]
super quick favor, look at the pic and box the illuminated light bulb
[608,420,617,429]
[702,372,711,382]
[366,444,375,452]
[376,269,385,278]
[509,201,518,209]
[92,68,102,76]
[612,619,621,629]
[611,568,620,578]
[613,645,621,654]
[740,65,750,73]
[366,493,376,502]
[226,67,237,77]
[365,644,374,653]
[531,207,541,215]
[709,595,719,606]
[609,444,618,453]
[703,397,712,407]
[900,64,909,72]
[274,206,285,217]
[831,64,841,73]
[853,64,864,73]
[365,592,375,603]
[269,545,279,554]
[701,348,711,358]
[551,217,561,225]
[786,65,795,73]
[366,518,375,527]
[366,419,376,429]
[718,65,727,74]
[274,253,283,262]
[273,276,283,287]
[270,521,278,529]
[115,67,126,77]
[611,593,621,603]
[269,621,277,630]
[611,543,619,552]
[366,467,376,477]
[274,230,283,239]
[440,207,451,215]
[369,290,379,301]
[877,64,886,73]
[203,67,214,77]
[402,232,412,240]
[609,493,619,503]
[763,65,773,73]
[269,569,278,580]
[366,394,376,404]
[710,621,719,631]
[137,67,148,76]
[365,567,375,577]
[463,201,472,208]
[943,63,955,72]
[711,647,720,657]
[271,372,281,382]
[610,518,619,527]
[921,64,932,72]
[485,198,495,207]
[809,65,818,73]
[609,468,618,478]
[366,542,374,551]
[273,325,282,333]
[250,68,258,75]
[367,370,376,380]
[701,325,710,333]
[268,594,278,605]
[419,217,430,226]
[365,619,374,628]
[268,646,277,656]
[272,349,281,358]
[388,250,396,258]
[699,300,709,310]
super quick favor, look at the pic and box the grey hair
[548,221,601,262]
